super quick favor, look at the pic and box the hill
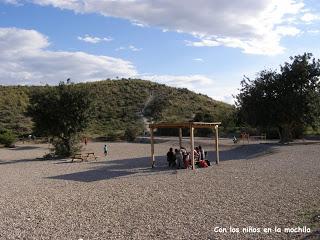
[0,79,235,139]
[0,86,33,135]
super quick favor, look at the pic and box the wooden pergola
[149,122,221,169]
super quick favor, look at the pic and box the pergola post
[215,125,219,164]
[149,122,221,169]
[179,128,182,148]
[190,126,195,169]
[150,127,155,168]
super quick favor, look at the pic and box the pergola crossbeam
[149,122,221,129]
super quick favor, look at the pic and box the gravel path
[0,139,319,239]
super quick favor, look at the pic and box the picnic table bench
[249,134,267,143]
[71,152,99,162]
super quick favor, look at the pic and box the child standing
[103,144,108,159]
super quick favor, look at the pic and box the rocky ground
[0,138,319,239]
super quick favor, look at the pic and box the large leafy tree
[236,53,320,142]
[29,82,93,156]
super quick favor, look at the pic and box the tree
[29,82,93,156]
[236,53,320,143]
[193,111,214,136]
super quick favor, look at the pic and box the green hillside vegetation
[0,79,235,140]
[0,86,33,135]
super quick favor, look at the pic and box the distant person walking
[233,136,238,144]
[84,137,88,146]
[104,144,108,159]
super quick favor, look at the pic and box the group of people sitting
[166,145,210,169]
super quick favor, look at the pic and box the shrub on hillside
[0,129,16,147]
[106,131,123,141]
[124,126,140,142]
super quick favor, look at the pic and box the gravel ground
[0,139,319,240]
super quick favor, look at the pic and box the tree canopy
[236,53,320,142]
[29,82,93,156]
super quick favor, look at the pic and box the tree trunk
[64,138,71,156]
[278,124,293,143]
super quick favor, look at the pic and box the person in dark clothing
[167,148,176,167]
[198,145,205,160]
[194,147,200,161]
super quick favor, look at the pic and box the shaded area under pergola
[149,122,221,169]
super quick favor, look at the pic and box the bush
[52,136,81,157]
[0,129,16,147]
[124,126,140,142]
[106,131,123,141]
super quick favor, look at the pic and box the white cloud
[140,74,237,104]
[131,21,147,28]
[186,25,301,55]
[301,13,320,23]
[11,0,309,55]
[0,28,237,103]
[307,29,320,34]
[0,27,137,85]
[115,46,126,51]
[77,34,113,44]
[28,0,82,10]
[188,35,286,56]
[0,0,21,5]
[186,39,220,47]
[143,74,213,87]
[193,58,204,62]
[116,45,142,52]
[275,26,301,36]
[128,45,141,52]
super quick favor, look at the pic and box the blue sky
[1,0,320,103]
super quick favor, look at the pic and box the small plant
[0,129,16,147]
[124,126,140,142]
